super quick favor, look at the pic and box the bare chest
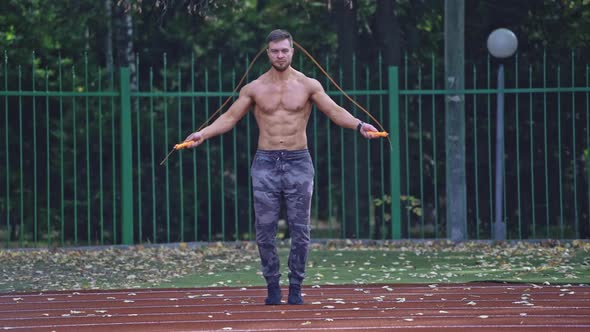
[254,83,310,113]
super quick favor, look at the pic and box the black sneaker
[264,283,282,305]
[288,284,304,305]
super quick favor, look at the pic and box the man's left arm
[309,79,377,138]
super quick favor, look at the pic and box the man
[184,29,378,305]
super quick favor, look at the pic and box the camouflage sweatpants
[251,149,314,286]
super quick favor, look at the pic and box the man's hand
[359,122,379,139]
[184,131,205,148]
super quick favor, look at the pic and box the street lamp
[487,28,518,241]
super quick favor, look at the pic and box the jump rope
[160,41,390,166]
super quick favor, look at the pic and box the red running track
[1,283,589,331]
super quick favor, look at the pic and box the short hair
[266,29,293,47]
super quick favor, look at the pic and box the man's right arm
[184,84,254,148]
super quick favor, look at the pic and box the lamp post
[487,28,518,241]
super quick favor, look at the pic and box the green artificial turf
[1,240,589,292]
[158,241,590,288]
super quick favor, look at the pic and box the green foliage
[2,0,590,244]
[400,195,422,217]
[374,194,422,219]
[0,0,105,93]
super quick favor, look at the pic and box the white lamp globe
[487,28,518,59]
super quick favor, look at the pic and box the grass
[1,240,589,292]
[158,240,590,288]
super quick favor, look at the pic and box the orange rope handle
[366,131,389,138]
[174,141,193,150]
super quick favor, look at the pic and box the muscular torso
[248,70,313,150]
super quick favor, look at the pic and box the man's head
[266,29,293,47]
[266,29,294,72]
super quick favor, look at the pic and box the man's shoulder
[285,69,316,87]
[241,76,264,94]
[245,72,270,89]
[297,73,322,91]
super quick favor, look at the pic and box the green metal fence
[1,51,589,247]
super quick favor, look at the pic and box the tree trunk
[115,2,136,91]
[256,0,268,12]
[405,0,428,53]
[105,0,114,76]
[374,0,401,67]
[335,0,357,82]
[334,0,369,238]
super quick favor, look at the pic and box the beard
[271,61,290,72]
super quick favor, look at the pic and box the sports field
[1,241,589,331]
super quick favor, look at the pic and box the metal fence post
[445,0,467,241]
[120,67,134,244]
[388,66,402,239]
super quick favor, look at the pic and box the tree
[374,0,401,67]
[113,1,137,90]
[3,0,590,244]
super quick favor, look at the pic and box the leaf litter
[0,242,259,292]
[1,240,589,292]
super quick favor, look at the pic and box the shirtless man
[184,29,378,305]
